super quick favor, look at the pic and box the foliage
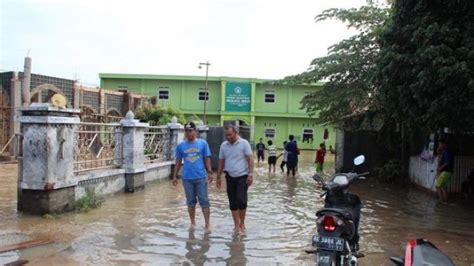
[76,191,103,213]
[135,104,186,125]
[281,2,390,125]
[375,0,474,132]
[374,159,402,182]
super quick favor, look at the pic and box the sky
[1,0,367,86]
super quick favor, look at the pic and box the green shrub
[375,159,402,183]
[76,191,102,213]
[135,104,186,125]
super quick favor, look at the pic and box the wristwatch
[248,173,253,177]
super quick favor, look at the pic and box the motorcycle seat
[316,208,354,221]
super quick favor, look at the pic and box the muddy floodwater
[1,152,474,265]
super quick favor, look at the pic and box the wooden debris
[0,238,53,253]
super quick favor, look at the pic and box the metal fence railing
[73,122,123,174]
[144,126,170,164]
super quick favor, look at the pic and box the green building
[100,73,334,150]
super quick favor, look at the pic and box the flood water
[1,152,474,265]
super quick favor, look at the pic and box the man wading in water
[216,125,254,233]
[172,122,213,230]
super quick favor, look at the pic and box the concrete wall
[144,161,173,183]
[74,162,174,201]
[75,170,126,200]
[409,156,438,193]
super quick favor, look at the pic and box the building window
[264,90,275,103]
[323,128,329,140]
[302,128,314,144]
[264,128,276,139]
[198,88,209,101]
[158,87,169,100]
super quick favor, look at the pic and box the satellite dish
[50,93,67,108]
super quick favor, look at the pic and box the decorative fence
[0,88,11,152]
[144,126,171,164]
[73,121,174,174]
[16,104,192,214]
[450,156,474,193]
[73,122,123,174]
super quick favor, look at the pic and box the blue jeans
[182,178,210,208]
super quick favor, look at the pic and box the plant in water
[375,159,402,183]
[42,213,60,220]
[76,191,103,213]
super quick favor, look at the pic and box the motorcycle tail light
[323,215,337,232]
[404,239,417,266]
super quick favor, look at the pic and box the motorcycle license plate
[313,235,345,251]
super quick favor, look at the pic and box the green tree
[375,0,474,132]
[135,104,186,125]
[282,2,390,126]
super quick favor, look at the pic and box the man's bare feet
[239,223,246,233]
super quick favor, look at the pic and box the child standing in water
[277,141,288,173]
[267,140,277,174]
[315,143,326,173]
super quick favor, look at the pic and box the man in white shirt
[216,125,254,233]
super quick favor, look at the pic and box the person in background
[315,142,326,173]
[216,126,254,233]
[435,140,454,204]
[285,135,298,177]
[294,140,300,173]
[329,145,335,154]
[277,141,288,173]
[267,140,277,174]
[256,138,266,165]
[172,122,213,230]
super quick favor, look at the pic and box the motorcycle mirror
[353,155,365,166]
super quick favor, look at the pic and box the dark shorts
[257,150,264,160]
[268,156,277,165]
[225,173,248,211]
[287,160,297,169]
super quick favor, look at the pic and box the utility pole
[198,61,210,125]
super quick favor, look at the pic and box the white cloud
[1,0,367,85]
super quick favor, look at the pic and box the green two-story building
[100,73,334,149]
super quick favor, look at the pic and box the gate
[207,127,225,171]
[0,88,11,152]
[223,120,251,141]
[212,120,253,170]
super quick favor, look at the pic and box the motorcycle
[309,155,368,266]
[390,238,454,266]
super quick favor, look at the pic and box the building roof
[99,73,325,86]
